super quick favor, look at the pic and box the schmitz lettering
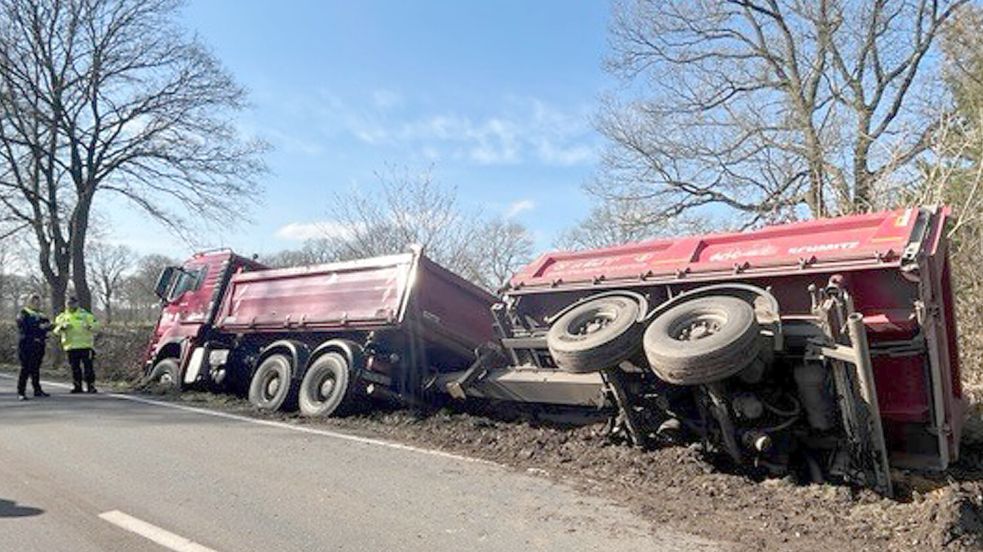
[787,241,860,255]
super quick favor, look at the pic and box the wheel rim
[570,305,620,336]
[671,312,727,341]
[159,372,173,384]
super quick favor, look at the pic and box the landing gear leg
[601,368,647,447]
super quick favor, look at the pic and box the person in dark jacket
[16,294,51,400]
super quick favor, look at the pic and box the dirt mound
[152,390,983,551]
[909,484,983,549]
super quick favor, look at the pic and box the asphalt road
[0,375,719,552]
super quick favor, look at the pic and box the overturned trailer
[443,206,964,494]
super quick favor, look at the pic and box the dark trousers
[17,343,44,395]
[68,348,95,389]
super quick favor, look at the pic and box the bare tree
[262,238,338,269]
[0,0,266,312]
[325,166,479,268]
[906,6,983,385]
[595,0,968,228]
[460,219,533,291]
[556,198,730,251]
[556,200,662,250]
[117,253,175,323]
[305,166,533,291]
[87,241,133,323]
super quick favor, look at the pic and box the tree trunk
[37,236,70,315]
[48,276,67,317]
[807,168,825,218]
[852,135,874,213]
[70,194,94,310]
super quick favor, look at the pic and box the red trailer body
[145,248,495,414]
[216,252,493,350]
[446,206,963,494]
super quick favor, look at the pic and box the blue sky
[106,0,613,259]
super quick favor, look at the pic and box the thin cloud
[295,92,599,167]
[275,221,355,241]
[505,199,536,218]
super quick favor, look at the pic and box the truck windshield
[167,267,205,302]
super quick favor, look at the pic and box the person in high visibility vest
[53,296,100,394]
[16,293,51,400]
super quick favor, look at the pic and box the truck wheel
[546,294,644,374]
[148,358,180,388]
[248,354,298,412]
[298,353,358,417]
[644,296,760,385]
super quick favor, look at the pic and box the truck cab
[145,250,265,375]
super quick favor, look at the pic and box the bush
[0,322,152,382]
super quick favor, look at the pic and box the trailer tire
[644,296,760,385]
[546,294,644,374]
[148,358,180,388]
[248,354,298,412]
[298,353,358,417]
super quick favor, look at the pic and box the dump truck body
[146,249,495,412]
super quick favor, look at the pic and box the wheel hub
[265,376,280,398]
[675,314,725,341]
[574,309,617,336]
[319,376,335,401]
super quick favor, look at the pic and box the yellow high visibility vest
[53,309,99,351]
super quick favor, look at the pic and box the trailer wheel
[248,354,298,411]
[298,353,358,417]
[644,296,760,385]
[148,358,180,388]
[546,294,644,374]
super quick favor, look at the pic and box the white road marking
[99,510,218,552]
[106,391,500,466]
[0,373,499,467]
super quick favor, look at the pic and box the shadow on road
[0,499,43,518]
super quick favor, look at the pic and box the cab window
[168,267,205,302]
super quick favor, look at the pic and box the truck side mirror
[154,266,177,300]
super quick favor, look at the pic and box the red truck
[145,248,495,416]
[440,206,964,495]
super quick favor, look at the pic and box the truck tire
[298,353,358,417]
[248,354,298,412]
[644,296,760,385]
[148,358,180,388]
[546,294,644,374]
